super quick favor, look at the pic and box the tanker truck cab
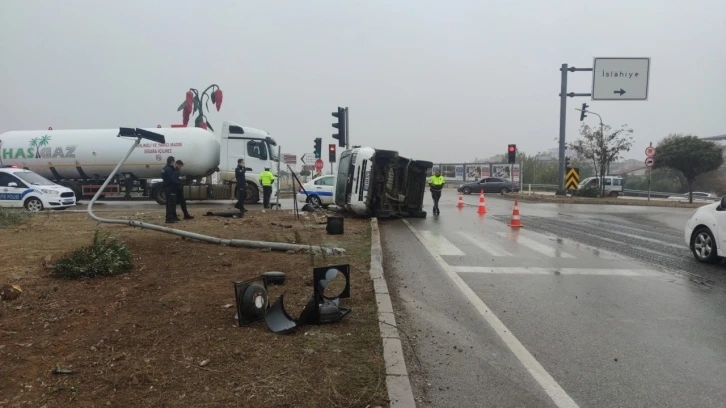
[0,166,76,211]
[218,121,279,204]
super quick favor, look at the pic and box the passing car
[297,174,335,207]
[457,177,514,195]
[684,196,726,263]
[0,166,76,211]
[668,192,717,201]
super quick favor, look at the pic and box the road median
[0,208,387,407]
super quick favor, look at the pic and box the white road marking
[402,219,580,408]
[551,239,625,260]
[458,231,512,256]
[451,266,663,277]
[601,229,685,250]
[419,230,466,256]
[497,232,576,258]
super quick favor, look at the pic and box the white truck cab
[217,122,279,203]
[0,166,76,211]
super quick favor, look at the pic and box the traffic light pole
[345,107,349,150]
[557,64,593,195]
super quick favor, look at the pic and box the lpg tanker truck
[0,121,279,205]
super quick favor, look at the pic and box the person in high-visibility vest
[429,168,445,215]
[259,167,276,210]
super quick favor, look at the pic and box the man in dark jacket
[234,159,252,212]
[174,160,194,220]
[161,156,178,223]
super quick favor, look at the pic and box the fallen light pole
[86,127,345,254]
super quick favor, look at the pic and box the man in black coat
[161,156,178,223]
[234,159,253,213]
[174,160,194,220]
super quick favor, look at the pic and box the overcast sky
[1,0,724,164]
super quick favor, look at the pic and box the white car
[296,175,335,207]
[668,192,716,201]
[0,166,76,211]
[684,197,726,263]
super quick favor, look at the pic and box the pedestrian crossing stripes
[496,232,576,258]
[418,230,466,256]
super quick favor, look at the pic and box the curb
[369,218,416,408]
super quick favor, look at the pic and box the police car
[0,166,76,211]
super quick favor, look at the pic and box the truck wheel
[245,182,259,204]
[24,197,44,212]
[609,191,619,198]
[151,184,166,205]
[410,210,427,218]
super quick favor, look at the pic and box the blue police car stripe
[0,189,36,201]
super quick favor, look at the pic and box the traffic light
[314,138,322,158]
[332,107,347,147]
[580,103,589,121]
[565,156,571,169]
[329,144,337,163]
[507,144,516,164]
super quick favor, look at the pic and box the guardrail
[520,184,718,201]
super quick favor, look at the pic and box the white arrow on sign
[645,146,656,157]
[645,157,655,167]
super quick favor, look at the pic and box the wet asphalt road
[381,192,726,408]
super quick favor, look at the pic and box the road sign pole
[648,142,652,202]
[557,64,568,195]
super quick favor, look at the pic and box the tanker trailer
[0,122,277,205]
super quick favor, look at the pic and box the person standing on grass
[161,156,178,223]
[259,167,276,210]
[234,159,252,213]
[174,160,194,220]
[429,168,445,216]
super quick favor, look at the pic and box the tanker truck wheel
[151,183,166,205]
[245,182,259,204]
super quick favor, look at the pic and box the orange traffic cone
[477,191,487,214]
[456,193,465,209]
[508,200,524,228]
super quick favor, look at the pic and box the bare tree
[569,123,634,197]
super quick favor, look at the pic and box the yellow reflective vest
[429,175,445,190]
[259,171,275,187]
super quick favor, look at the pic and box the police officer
[174,160,194,220]
[259,166,275,210]
[161,156,178,223]
[429,168,445,215]
[234,159,252,213]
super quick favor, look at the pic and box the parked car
[578,176,624,197]
[297,174,335,207]
[457,177,514,195]
[685,196,726,263]
[0,166,76,211]
[668,192,717,201]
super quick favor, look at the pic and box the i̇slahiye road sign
[592,57,650,101]
[565,167,580,189]
[645,157,655,167]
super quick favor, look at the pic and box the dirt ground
[0,206,387,408]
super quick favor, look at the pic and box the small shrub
[0,207,33,229]
[570,185,601,198]
[52,230,133,280]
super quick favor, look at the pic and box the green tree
[653,134,724,203]
[569,123,634,197]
